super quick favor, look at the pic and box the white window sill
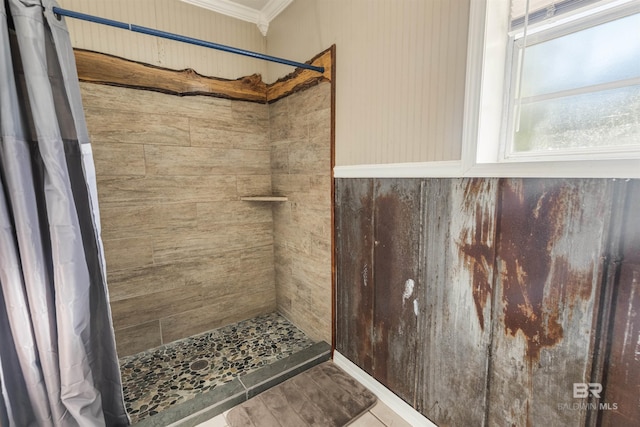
[333,161,464,178]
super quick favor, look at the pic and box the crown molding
[180,0,293,36]
[181,0,260,23]
[261,0,294,22]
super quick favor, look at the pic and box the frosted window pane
[510,0,598,28]
[521,13,640,98]
[513,85,640,152]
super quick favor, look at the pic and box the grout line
[237,377,249,400]
[369,409,389,427]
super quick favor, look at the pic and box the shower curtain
[0,0,129,425]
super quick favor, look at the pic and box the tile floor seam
[369,410,388,427]
[237,377,249,400]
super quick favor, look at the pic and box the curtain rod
[51,7,325,74]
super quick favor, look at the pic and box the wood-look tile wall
[81,83,275,356]
[336,178,640,426]
[270,82,332,343]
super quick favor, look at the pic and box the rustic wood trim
[74,47,334,104]
[329,44,337,354]
[73,49,267,102]
[266,47,333,103]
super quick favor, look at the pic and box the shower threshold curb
[131,341,331,427]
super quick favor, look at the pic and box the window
[464,0,640,176]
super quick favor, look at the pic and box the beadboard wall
[60,0,470,167]
[58,0,267,80]
[267,0,471,165]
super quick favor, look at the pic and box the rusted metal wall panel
[417,178,498,426]
[334,177,634,426]
[335,179,375,374]
[487,179,615,427]
[372,179,423,404]
[600,180,640,426]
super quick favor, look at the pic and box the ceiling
[180,0,294,36]
[231,0,271,9]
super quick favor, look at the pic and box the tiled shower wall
[81,79,333,356]
[81,83,276,356]
[270,83,332,343]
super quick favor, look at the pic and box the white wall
[266,0,470,165]
[58,0,267,80]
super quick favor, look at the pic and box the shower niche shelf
[240,196,288,202]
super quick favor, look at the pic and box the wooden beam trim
[73,47,333,104]
[74,49,267,103]
[266,47,333,103]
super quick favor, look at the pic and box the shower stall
[80,58,335,423]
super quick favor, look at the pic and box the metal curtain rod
[51,7,325,74]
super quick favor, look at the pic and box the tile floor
[120,313,314,423]
[198,401,413,427]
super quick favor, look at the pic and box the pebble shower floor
[119,312,314,423]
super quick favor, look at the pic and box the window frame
[461,0,640,178]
